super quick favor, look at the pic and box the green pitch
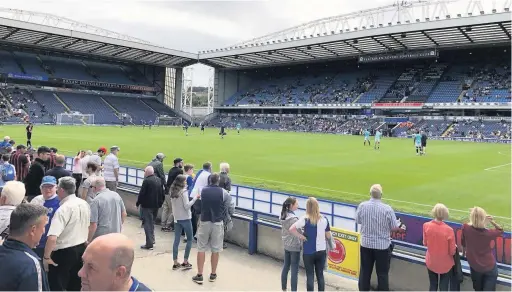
[3,125,511,227]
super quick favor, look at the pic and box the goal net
[156,116,182,126]
[56,113,95,125]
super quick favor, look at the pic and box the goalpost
[155,116,182,126]
[56,113,95,125]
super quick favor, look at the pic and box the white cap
[4,136,10,140]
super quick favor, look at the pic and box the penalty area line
[484,163,512,171]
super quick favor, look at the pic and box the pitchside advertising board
[327,228,361,280]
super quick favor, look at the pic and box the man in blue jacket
[0,203,50,291]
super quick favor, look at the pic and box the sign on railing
[65,157,511,265]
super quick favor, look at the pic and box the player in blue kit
[363,129,371,146]
[374,130,382,150]
[414,131,422,155]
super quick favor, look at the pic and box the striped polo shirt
[356,198,399,250]
[292,216,330,255]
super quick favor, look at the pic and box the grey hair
[85,150,93,156]
[92,176,106,188]
[220,162,230,173]
[9,204,48,237]
[58,176,76,196]
[370,184,383,199]
[110,246,134,278]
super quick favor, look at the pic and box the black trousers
[48,243,86,292]
[72,173,82,195]
[358,245,391,291]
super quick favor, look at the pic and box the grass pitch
[3,125,510,227]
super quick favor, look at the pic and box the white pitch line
[484,163,512,171]
[60,150,511,220]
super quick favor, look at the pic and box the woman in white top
[170,175,199,271]
[72,150,85,194]
[290,197,332,292]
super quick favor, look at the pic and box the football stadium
[0,0,511,290]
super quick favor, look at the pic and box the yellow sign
[327,227,360,280]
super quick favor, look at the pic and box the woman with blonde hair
[422,203,456,291]
[462,207,503,291]
[289,197,332,291]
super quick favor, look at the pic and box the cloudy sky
[0,0,502,85]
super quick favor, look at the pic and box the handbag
[453,249,464,283]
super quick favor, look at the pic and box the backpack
[1,164,15,182]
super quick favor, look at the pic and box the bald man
[79,233,151,291]
[136,166,164,250]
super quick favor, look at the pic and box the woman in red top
[423,203,456,291]
[462,207,504,291]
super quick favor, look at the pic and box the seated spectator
[423,203,456,291]
[462,207,504,291]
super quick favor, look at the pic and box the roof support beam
[88,43,109,53]
[421,31,439,46]
[371,36,391,51]
[62,39,82,49]
[457,27,474,43]
[2,28,20,40]
[112,47,132,56]
[499,23,511,39]
[273,51,294,60]
[318,45,339,57]
[388,35,408,49]
[133,51,153,60]
[295,47,316,59]
[34,35,51,45]
[252,53,276,63]
[218,57,244,66]
[343,40,364,53]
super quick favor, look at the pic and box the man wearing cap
[46,154,72,182]
[90,147,107,172]
[30,176,61,258]
[148,153,166,189]
[24,146,51,202]
[103,146,120,192]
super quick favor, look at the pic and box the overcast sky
[1,0,505,85]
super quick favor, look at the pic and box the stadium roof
[198,12,511,69]
[0,9,198,68]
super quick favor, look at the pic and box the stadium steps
[375,122,387,130]
[441,124,454,137]
[352,92,364,103]
[457,90,468,102]
[100,96,121,115]
[140,99,159,114]
[53,93,72,113]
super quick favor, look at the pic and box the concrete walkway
[123,216,358,291]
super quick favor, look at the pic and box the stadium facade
[0,1,510,141]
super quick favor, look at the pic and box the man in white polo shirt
[103,146,120,192]
[43,176,90,291]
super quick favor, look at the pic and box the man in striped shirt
[10,145,29,182]
[355,184,404,291]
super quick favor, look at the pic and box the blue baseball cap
[41,176,57,186]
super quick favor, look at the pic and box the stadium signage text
[359,49,438,63]
[7,73,47,81]
[60,78,157,92]
[430,137,512,144]
[373,102,424,107]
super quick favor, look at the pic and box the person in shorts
[192,173,233,285]
[421,131,428,155]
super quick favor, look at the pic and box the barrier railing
[64,157,511,267]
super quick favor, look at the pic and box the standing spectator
[80,162,100,203]
[88,177,127,242]
[165,157,184,193]
[170,174,199,270]
[183,164,196,242]
[0,204,50,291]
[192,173,232,285]
[0,154,16,192]
[89,147,106,171]
[72,150,85,194]
[462,207,504,291]
[190,162,212,198]
[423,203,456,291]
[0,181,26,239]
[30,176,60,259]
[79,233,152,291]
[136,166,163,250]
[43,176,90,291]
[11,144,29,181]
[24,146,51,201]
[148,152,166,189]
[80,150,93,183]
[46,147,58,171]
[356,184,405,291]
[219,162,231,192]
[280,197,301,292]
[289,197,331,292]
[46,154,71,181]
[103,146,120,192]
